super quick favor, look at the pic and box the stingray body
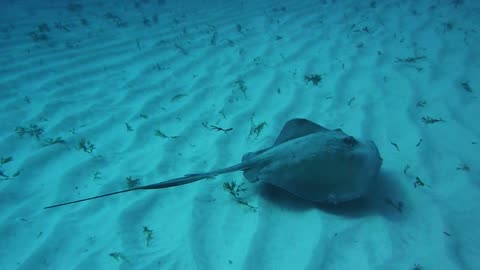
[44,119,382,209]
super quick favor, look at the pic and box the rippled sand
[0,0,479,269]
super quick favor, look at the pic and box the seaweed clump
[109,252,130,264]
[249,116,267,139]
[126,176,140,188]
[0,156,20,181]
[75,138,100,157]
[304,74,322,86]
[421,116,445,124]
[143,226,154,246]
[15,124,44,139]
[223,181,257,212]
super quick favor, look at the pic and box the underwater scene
[0,0,479,269]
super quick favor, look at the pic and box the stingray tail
[44,173,216,210]
[43,188,139,209]
[138,173,217,189]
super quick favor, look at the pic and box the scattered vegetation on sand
[421,116,445,124]
[0,170,21,181]
[416,139,423,147]
[37,23,50,32]
[66,2,83,12]
[16,124,44,139]
[174,43,189,55]
[92,171,102,181]
[125,123,134,132]
[385,197,403,213]
[442,21,454,33]
[109,252,130,264]
[414,176,428,188]
[223,181,257,212]
[210,31,217,46]
[153,63,170,71]
[219,109,227,119]
[416,100,426,107]
[143,226,154,247]
[154,129,169,138]
[65,39,80,48]
[390,142,400,151]
[171,93,188,102]
[210,125,233,133]
[272,6,287,12]
[1,156,13,165]
[249,117,267,139]
[224,181,246,197]
[461,81,473,93]
[394,55,427,72]
[54,22,70,32]
[0,155,21,181]
[234,79,248,99]
[347,97,356,106]
[42,137,66,147]
[304,74,322,86]
[80,18,89,26]
[28,26,49,43]
[104,12,128,28]
[403,164,411,176]
[153,129,178,139]
[75,138,100,157]
[142,16,152,27]
[395,56,427,63]
[451,0,464,8]
[236,24,245,35]
[456,163,470,171]
[126,176,140,188]
[223,39,235,47]
[253,56,264,66]
[412,264,423,270]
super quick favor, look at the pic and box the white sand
[1,0,479,269]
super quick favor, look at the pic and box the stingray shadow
[257,169,405,218]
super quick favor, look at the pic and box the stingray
[44,119,382,209]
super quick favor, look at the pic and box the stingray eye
[343,136,357,146]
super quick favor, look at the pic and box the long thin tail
[44,188,139,209]
[44,173,215,210]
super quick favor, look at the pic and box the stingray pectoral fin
[44,174,213,210]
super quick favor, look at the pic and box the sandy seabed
[0,0,479,269]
